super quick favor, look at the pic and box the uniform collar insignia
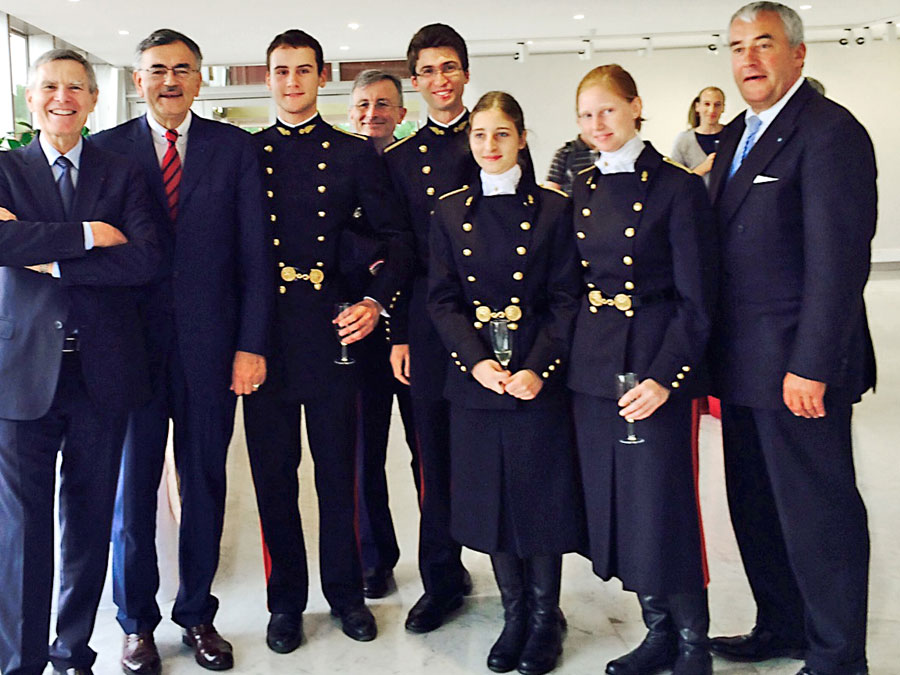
[428,125,446,136]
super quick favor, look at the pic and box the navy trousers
[112,341,236,633]
[0,355,126,675]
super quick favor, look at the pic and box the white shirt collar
[480,164,522,196]
[146,110,192,139]
[428,108,467,129]
[744,75,804,131]
[595,134,644,174]
[38,132,83,170]
[278,112,319,128]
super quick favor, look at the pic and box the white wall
[465,39,900,260]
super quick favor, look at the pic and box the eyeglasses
[414,62,463,79]
[139,66,199,80]
[353,100,401,112]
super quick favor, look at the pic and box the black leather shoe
[708,626,806,662]
[266,612,303,654]
[182,624,234,671]
[606,632,677,675]
[122,632,161,674]
[363,568,395,599]
[405,592,464,633]
[331,604,377,641]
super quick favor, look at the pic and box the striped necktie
[729,115,762,178]
[162,129,182,220]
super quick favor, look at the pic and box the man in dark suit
[707,4,876,675]
[92,29,270,674]
[0,49,160,675]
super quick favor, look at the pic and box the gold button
[317,235,325,242]
[516,246,526,255]
[542,371,550,378]
[273,238,280,246]
[270,214,277,222]
[633,202,643,212]
[510,297,520,304]
[318,185,326,193]
[462,223,472,232]
[576,231,586,239]
[587,282,595,289]
[520,221,531,231]
[426,187,435,196]
[318,162,326,170]
[549,364,556,371]
[589,306,598,313]
[683,366,691,372]
[582,208,591,217]
[264,145,273,152]
[460,366,468,373]
[266,167,273,175]
[267,190,274,198]
[279,286,286,294]
[422,165,432,174]
[623,256,633,265]
[451,352,458,358]
[473,300,481,306]
[467,275,476,282]
[591,183,597,190]
[624,227,635,237]
[278,261,285,267]
[581,260,590,268]
[473,321,483,329]
[677,373,685,380]
[625,281,635,290]
[322,141,330,149]
[555,358,561,364]
[316,261,324,267]
[672,381,680,388]
[454,360,461,365]
[513,271,524,281]
[625,309,634,317]
[462,248,472,256]
[419,145,428,153]
[318,211,326,218]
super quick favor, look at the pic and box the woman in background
[671,86,725,184]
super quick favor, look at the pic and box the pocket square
[753,174,779,184]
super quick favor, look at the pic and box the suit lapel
[21,136,67,221]
[708,117,743,203]
[129,117,168,210]
[179,115,211,211]
[70,139,105,219]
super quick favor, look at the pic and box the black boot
[605,595,678,675]
[487,553,528,673]
[517,555,563,675]
[668,592,712,675]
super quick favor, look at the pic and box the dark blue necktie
[55,156,75,218]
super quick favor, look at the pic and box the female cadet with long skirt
[568,65,716,675]
[428,91,584,675]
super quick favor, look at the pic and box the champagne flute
[334,302,356,365]
[489,318,512,368]
[615,372,645,444]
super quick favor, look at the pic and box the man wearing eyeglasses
[349,70,408,154]
[383,23,477,634]
[92,28,270,674]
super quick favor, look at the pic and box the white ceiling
[6,0,900,67]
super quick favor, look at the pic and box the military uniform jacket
[428,180,580,410]
[256,117,412,396]
[567,142,716,400]
[384,115,478,399]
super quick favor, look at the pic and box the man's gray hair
[730,2,804,47]
[27,49,98,93]
[351,69,404,107]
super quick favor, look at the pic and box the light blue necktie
[729,115,762,178]
[55,156,75,217]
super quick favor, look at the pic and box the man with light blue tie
[0,49,160,675]
[707,4,876,675]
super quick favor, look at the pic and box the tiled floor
[51,275,899,674]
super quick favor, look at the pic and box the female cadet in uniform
[427,91,583,675]
[567,65,716,675]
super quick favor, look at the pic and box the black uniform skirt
[572,393,706,595]
[449,403,586,557]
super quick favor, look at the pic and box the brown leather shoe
[122,632,161,675]
[182,624,234,671]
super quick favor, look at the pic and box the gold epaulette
[383,132,418,154]
[333,125,367,140]
[438,185,470,201]
[663,156,691,173]
[577,165,596,175]
[540,184,569,198]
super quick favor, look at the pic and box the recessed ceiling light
[573,14,585,20]
[339,45,350,51]
[799,4,812,9]
[118,30,129,35]
[348,22,360,30]
[526,40,534,45]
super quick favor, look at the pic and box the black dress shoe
[363,568,395,599]
[405,592,464,633]
[182,624,234,671]
[331,604,377,641]
[266,612,303,654]
[122,632,161,674]
[708,626,805,662]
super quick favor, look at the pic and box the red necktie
[162,129,182,221]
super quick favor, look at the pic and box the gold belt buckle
[474,304,523,328]
[588,289,632,311]
[280,266,325,290]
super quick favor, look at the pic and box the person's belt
[587,287,677,312]
[280,266,324,290]
[62,335,80,353]
[473,303,523,329]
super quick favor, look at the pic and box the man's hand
[0,206,18,221]
[504,369,543,400]
[334,298,381,344]
[472,359,510,395]
[783,372,827,418]
[24,263,53,275]
[89,221,128,247]
[390,344,410,385]
[231,351,266,396]
[618,378,670,421]
[692,152,716,177]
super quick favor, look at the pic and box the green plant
[2,121,35,150]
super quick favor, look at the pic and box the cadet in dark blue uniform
[568,65,717,675]
[428,92,583,675]
[243,30,412,651]
[382,24,478,633]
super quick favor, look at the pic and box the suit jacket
[0,137,161,420]
[92,115,271,397]
[428,181,580,410]
[567,142,717,400]
[707,81,877,409]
